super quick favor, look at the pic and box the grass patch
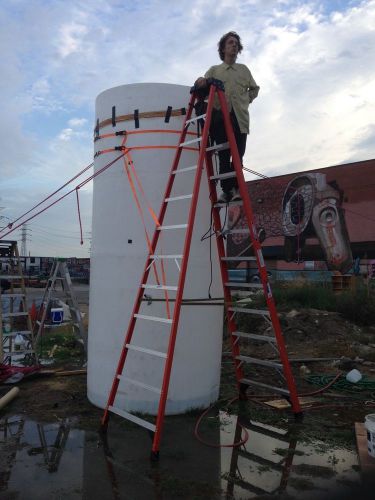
[37,327,84,360]
[242,284,375,326]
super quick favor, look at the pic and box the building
[227,159,375,283]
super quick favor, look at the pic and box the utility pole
[20,224,32,257]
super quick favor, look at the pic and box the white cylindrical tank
[88,83,223,415]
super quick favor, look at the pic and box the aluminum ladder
[101,79,302,460]
[33,258,87,354]
[0,240,36,365]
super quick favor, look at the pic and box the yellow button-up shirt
[205,62,259,134]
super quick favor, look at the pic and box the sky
[0,0,374,257]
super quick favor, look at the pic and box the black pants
[209,109,247,194]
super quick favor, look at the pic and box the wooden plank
[355,422,375,481]
[264,397,318,409]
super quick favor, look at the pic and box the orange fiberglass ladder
[101,79,302,460]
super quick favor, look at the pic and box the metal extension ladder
[34,259,87,354]
[0,240,36,365]
[101,79,302,459]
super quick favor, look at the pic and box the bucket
[365,414,375,458]
[51,308,64,324]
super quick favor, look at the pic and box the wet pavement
[0,408,367,499]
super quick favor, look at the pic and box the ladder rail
[216,89,301,413]
[102,91,198,428]
[152,85,216,453]
[204,152,245,388]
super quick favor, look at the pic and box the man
[195,31,259,202]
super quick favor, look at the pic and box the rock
[337,356,355,370]
[287,309,299,318]
[354,356,364,364]
[362,361,375,367]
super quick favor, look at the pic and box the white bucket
[365,413,375,458]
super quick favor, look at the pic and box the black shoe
[230,188,241,201]
[217,191,232,203]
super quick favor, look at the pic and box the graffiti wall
[228,160,375,274]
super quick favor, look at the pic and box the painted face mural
[282,173,353,272]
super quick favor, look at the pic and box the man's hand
[194,77,207,88]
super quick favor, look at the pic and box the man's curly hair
[218,31,243,61]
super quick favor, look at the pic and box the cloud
[1,0,375,257]
[68,117,88,127]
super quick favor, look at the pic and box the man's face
[223,36,239,60]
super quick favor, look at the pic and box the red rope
[0,154,124,241]
[75,188,84,245]
[4,162,93,231]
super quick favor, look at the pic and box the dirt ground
[1,306,375,499]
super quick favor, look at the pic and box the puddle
[0,410,368,499]
[219,412,361,499]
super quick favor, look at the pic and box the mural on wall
[227,161,375,274]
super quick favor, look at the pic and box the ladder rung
[210,171,237,180]
[2,312,29,318]
[4,350,35,356]
[226,229,250,235]
[134,313,172,324]
[214,200,243,208]
[165,195,192,202]
[185,114,206,125]
[206,141,229,152]
[236,355,282,369]
[142,284,178,291]
[232,331,276,342]
[229,307,270,316]
[239,378,290,396]
[2,330,32,337]
[225,282,262,289]
[108,406,156,432]
[157,224,188,230]
[221,257,256,261]
[150,254,183,259]
[180,137,201,147]
[117,375,161,394]
[172,165,197,174]
[1,293,25,298]
[125,344,167,358]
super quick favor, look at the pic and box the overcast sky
[0,0,374,257]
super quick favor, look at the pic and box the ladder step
[206,141,229,152]
[225,282,262,289]
[134,314,173,324]
[4,350,35,356]
[165,195,192,202]
[239,378,290,396]
[142,284,178,291]
[125,344,167,359]
[221,256,256,261]
[150,254,183,259]
[179,137,201,147]
[118,375,161,394]
[229,307,270,316]
[108,406,156,432]
[210,171,237,180]
[0,293,25,299]
[157,224,188,230]
[232,331,276,343]
[2,330,32,337]
[214,200,243,208]
[185,114,206,125]
[226,229,250,235]
[172,165,197,174]
[236,355,282,369]
[2,312,29,318]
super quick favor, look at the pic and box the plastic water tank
[87,83,223,415]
